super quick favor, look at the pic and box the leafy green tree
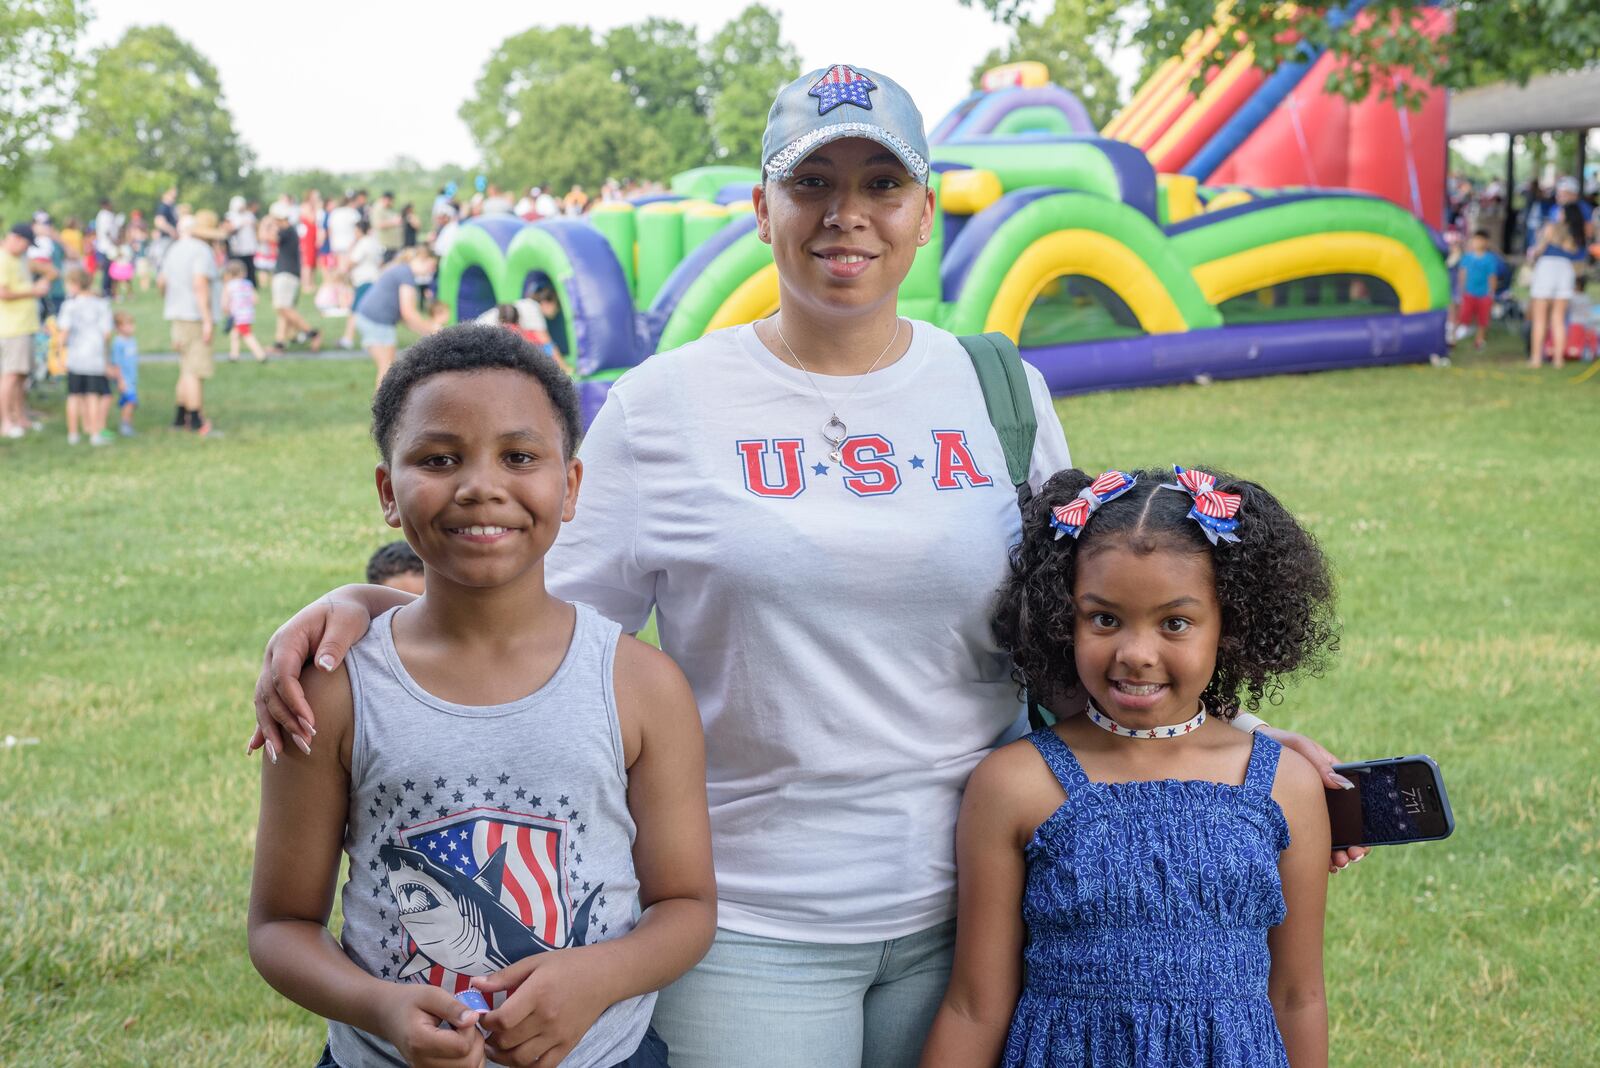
[460,10,800,183]
[705,4,800,164]
[605,18,713,175]
[51,25,257,217]
[0,0,88,202]
[974,0,1126,129]
[459,25,609,185]
[967,0,1600,109]
[470,59,673,193]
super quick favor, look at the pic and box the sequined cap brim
[763,122,929,184]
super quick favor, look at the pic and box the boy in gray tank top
[249,325,715,1068]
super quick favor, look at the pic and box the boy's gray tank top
[329,602,652,1068]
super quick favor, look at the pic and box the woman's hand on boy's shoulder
[266,658,352,772]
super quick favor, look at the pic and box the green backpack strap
[959,332,1053,730]
[958,331,1037,509]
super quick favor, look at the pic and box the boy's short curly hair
[366,540,423,584]
[371,323,580,462]
[992,466,1338,716]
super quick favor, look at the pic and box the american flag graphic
[399,808,568,993]
[809,64,878,115]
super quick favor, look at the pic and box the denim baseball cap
[762,64,929,184]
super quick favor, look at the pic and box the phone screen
[1326,760,1450,848]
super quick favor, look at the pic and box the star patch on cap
[809,64,877,115]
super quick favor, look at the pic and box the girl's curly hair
[992,466,1338,716]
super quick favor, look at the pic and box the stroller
[1492,258,1522,324]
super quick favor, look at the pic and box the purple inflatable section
[1023,311,1446,395]
[940,86,1095,140]
[579,378,613,429]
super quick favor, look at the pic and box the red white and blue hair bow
[1049,470,1137,540]
[1161,465,1242,544]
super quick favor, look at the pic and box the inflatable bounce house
[441,9,1450,425]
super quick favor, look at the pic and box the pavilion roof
[1448,67,1600,137]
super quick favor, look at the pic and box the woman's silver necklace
[774,316,903,464]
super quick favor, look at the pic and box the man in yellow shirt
[0,223,46,439]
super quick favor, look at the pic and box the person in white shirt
[534,187,559,219]
[338,221,385,349]
[246,63,1365,1068]
[224,195,259,286]
[94,199,119,296]
[324,197,361,262]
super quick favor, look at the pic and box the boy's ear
[562,457,583,524]
[375,462,402,529]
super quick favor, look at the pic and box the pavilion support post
[1504,133,1517,253]
[1577,129,1589,189]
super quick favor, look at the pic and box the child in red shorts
[224,260,268,362]
[1456,229,1501,351]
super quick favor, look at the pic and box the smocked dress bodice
[1002,729,1291,1068]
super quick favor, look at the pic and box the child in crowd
[112,310,139,435]
[249,325,715,1068]
[1455,230,1501,350]
[109,244,135,301]
[923,466,1334,1068]
[340,221,385,350]
[57,267,116,446]
[224,260,268,362]
[366,539,425,596]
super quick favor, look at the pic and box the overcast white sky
[87,0,1110,173]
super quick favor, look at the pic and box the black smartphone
[1325,755,1454,849]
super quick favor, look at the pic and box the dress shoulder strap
[1027,729,1091,794]
[1242,730,1282,799]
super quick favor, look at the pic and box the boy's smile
[377,368,580,592]
[1072,546,1222,730]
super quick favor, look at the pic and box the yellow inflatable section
[984,230,1191,337]
[1190,232,1436,313]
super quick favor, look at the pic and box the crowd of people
[0,174,657,442]
[1443,171,1598,366]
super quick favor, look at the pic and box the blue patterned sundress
[1001,729,1291,1068]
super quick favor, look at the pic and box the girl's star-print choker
[1086,699,1207,740]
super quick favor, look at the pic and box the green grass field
[2,328,1595,1065]
[87,277,422,358]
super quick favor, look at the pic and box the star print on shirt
[909,455,926,469]
[813,463,829,475]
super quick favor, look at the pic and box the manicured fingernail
[1333,774,1356,790]
[265,741,278,764]
[299,718,317,737]
[1352,852,1366,862]
[293,735,311,756]
[317,654,336,671]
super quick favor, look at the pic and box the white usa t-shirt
[546,321,1072,942]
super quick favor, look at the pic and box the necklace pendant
[822,414,848,457]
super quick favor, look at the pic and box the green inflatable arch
[943,192,1220,336]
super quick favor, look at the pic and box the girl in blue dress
[922,466,1336,1068]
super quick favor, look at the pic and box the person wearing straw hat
[160,209,227,435]
[245,64,1365,1066]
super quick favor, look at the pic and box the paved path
[139,347,370,364]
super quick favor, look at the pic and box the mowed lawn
[1,331,1595,1065]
